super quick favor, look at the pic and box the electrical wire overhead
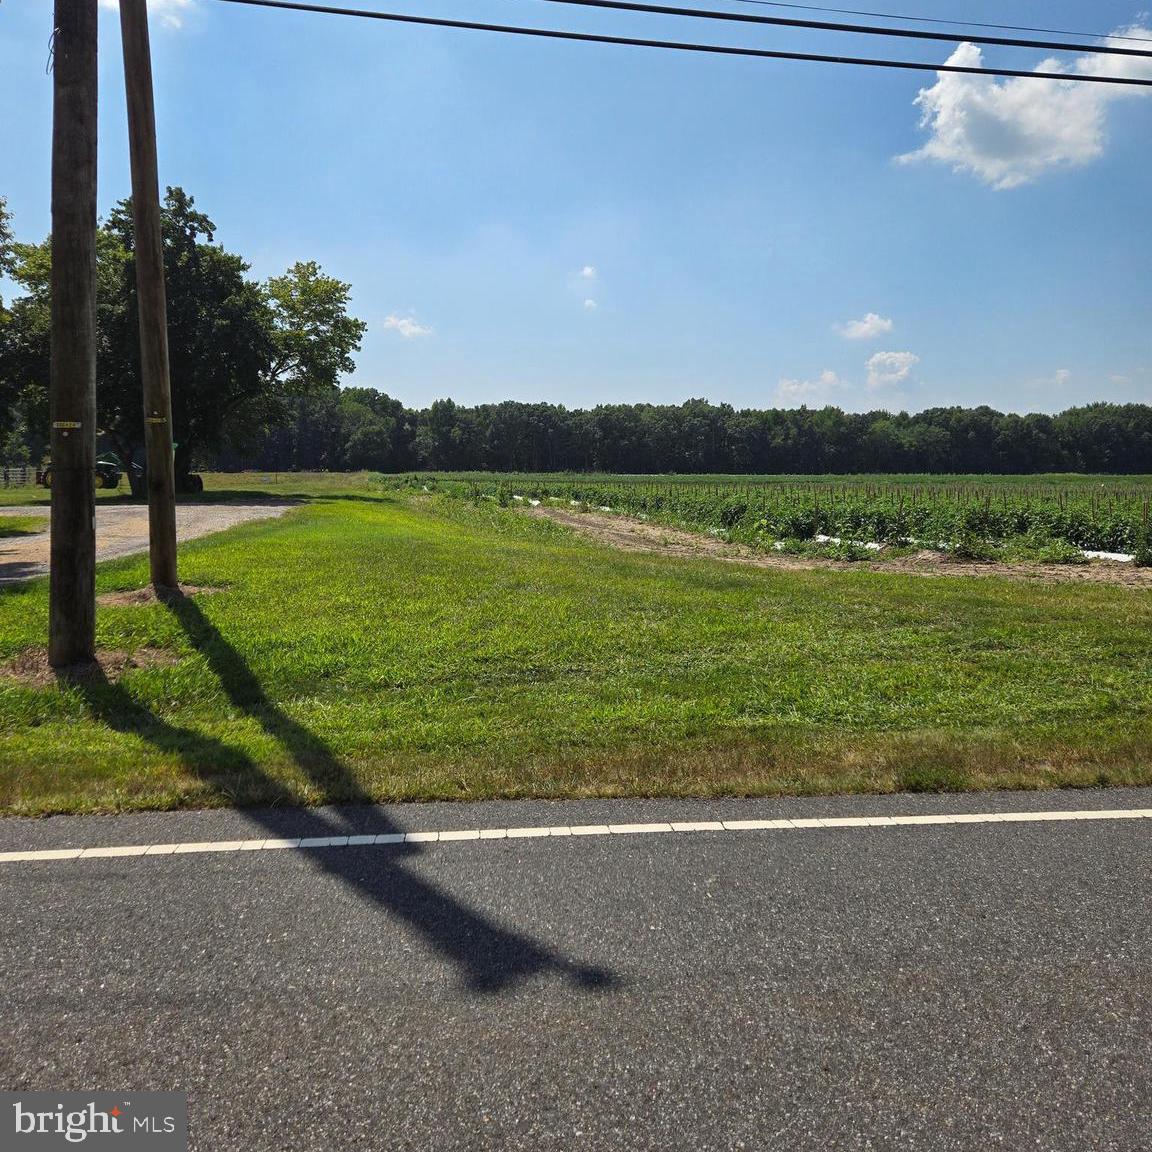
[718,0,1152,46]
[518,0,1152,60]
[212,0,1152,86]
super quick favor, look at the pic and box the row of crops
[389,474,1152,556]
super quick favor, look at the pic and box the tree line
[2,191,1149,476]
[220,394,1151,476]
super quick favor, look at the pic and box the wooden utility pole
[120,0,179,590]
[48,0,99,668]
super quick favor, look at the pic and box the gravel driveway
[0,501,296,585]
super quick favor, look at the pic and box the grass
[0,516,48,538]
[0,470,381,507]
[0,480,1150,815]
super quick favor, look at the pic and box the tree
[265,261,366,396]
[0,198,21,438]
[1,187,365,474]
[0,197,14,288]
[417,397,461,469]
[338,388,413,471]
[341,398,395,470]
[2,227,130,465]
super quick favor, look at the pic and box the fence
[0,464,34,488]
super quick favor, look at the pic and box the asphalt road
[1,789,1150,1151]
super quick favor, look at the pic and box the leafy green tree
[265,261,366,395]
[341,399,395,470]
[1,227,129,464]
[104,189,272,475]
[0,197,20,439]
[1,187,365,474]
[0,197,14,287]
[337,388,413,470]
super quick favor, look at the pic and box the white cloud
[898,27,1152,189]
[99,0,195,29]
[383,314,431,338]
[775,369,845,405]
[866,351,919,390]
[1029,367,1073,390]
[1027,368,1078,396]
[583,298,598,310]
[580,265,597,279]
[838,312,894,340]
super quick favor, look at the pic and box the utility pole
[120,0,179,590]
[48,0,99,668]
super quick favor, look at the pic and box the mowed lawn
[1,491,1150,814]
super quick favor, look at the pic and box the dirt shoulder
[528,505,1152,588]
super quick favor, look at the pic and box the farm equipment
[126,461,204,497]
[36,453,203,495]
[38,454,124,490]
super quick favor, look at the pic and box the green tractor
[38,454,123,490]
[37,449,203,495]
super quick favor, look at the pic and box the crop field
[393,473,1152,560]
[1,473,1150,815]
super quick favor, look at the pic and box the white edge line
[0,848,83,863]
[78,845,150,859]
[722,819,796,831]
[1,809,1147,865]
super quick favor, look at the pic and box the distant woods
[1,191,1148,476]
[220,395,1152,476]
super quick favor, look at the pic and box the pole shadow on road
[0,559,49,589]
[62,592,617,997]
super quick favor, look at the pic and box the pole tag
[145,416,168,424]
[52,421,82,429]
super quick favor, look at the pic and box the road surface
[1,789,1149,1150]
[0,501,294,584]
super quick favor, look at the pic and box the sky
[1,0,1150,415]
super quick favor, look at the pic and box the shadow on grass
[61,593,616,997]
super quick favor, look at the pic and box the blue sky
[2,0,1150,413]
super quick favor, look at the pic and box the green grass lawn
[0,470,378,507]
[0,515,48,538]
[0,488,1149,814]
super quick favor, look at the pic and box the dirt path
[528,505,1152,588]
[0,501,297,585]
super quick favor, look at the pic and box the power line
[517,0,1152,60]
[715,1,1152,46]
[213,0,1152,86]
